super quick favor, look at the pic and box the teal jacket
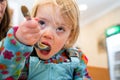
[0,27,92,80]
[23,49,92,80]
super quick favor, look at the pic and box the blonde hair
[31,0,80,48]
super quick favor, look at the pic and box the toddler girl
[1,0,92,80]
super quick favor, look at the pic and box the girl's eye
[38,20,46,28]
[39,20,45,25]
[56,26,65,32]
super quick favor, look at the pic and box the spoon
[21,5,50,50]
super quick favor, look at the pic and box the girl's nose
[42,27,54,40]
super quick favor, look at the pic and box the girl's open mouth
[38,42,51,55]
[40,49,51,55]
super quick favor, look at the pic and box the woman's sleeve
[0,27,33,80]
[73,50,92,80]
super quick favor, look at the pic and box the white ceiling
[8,0,120,27]
[77,0,120,26]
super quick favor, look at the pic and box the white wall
[75,7,120,68]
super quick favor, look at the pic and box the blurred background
[8,0,120,80]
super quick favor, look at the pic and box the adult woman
[0,0,10,40]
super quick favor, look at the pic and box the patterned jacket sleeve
[72,49,92,80]
[0,27,33,80]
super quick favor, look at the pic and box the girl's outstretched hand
[15,19,40,46]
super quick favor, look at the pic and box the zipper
[49,64,54,80]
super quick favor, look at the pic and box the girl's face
[35,4,72,60]
[0,0,7,23]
